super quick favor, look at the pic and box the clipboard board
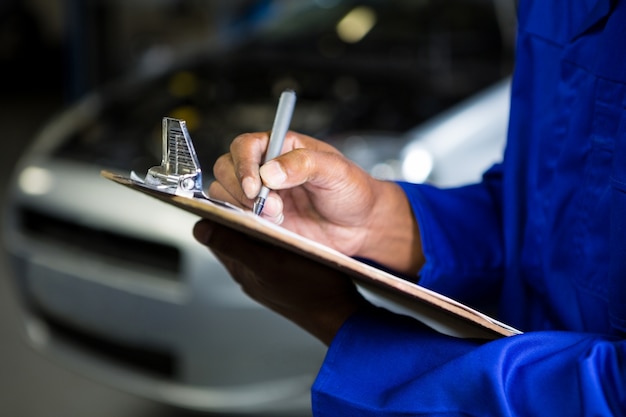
[101,169,520,340]
[100,117,520,340]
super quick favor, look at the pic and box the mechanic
[194,0,626,415]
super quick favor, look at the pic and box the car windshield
[53,0,510,175]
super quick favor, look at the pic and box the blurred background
[0,0,515,416]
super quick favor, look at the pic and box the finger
[208,180,251,209]
[193,220,257,292]
[193,220,256,273]
[229,132,270,199]
[193,219,282,281]
[208,179,285,222]
[211,153,254,208]
[260,195,285,223]
[192,219,215,246]
[229,131,336,198]
[194,219,347,289]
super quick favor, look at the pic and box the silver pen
[253,89,297,215]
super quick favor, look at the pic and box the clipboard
[101,118,521,340]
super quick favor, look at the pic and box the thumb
[260,148,351,191]
[258,159,288,189]
[193,220,215,245]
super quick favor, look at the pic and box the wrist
[357,180,425,276]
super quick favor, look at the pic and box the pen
[253,89,297,215]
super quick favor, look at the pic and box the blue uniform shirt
[312,0,626,415]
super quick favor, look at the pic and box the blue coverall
[312,1,626,415]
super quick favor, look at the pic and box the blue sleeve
[312,308,626,417]
[397,164,505,306]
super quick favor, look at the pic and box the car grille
[34,304,178,379]
[18,207,182,278]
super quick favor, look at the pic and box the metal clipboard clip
[130,117,243,211]
[132,117,205,198]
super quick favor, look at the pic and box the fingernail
[242,176,257,199]
[260,160,287,188]
[264,194,283,215]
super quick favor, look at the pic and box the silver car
[3,0,512,414]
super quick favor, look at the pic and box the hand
[208,131,424,275]
[193,219,370,345]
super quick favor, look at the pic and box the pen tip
[253,197,265,216]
